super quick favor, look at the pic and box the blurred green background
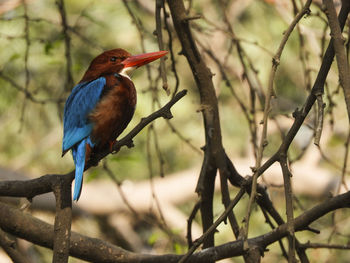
[1,0,350,262]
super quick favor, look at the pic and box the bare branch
[56,0,74,91]
[1,188,350,262]
[314,93,325,146]
[179,189,245,263]
[0,227,31,263]
[243,2,312,258]
[155,0,169,95]
[52,175,72,263]
[323,0,350,122]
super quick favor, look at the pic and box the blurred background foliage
[0,0,202,178]
[1,0,350,262]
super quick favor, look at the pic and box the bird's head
[80,48,168,83]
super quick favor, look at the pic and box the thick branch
[168,0,225,251]
[52,175,72,263]
[1,189,350,262]
[0,227,30,263]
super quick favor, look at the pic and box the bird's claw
[109,140,117,153]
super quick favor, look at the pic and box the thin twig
[122,0,153,81]
[300,242,350,250]
[162,3,180,97]
[56,0,74,91]
[178,188,245,263]
[164,119,202,154]
[242,2,312,257]
[323,0,350,122]
[0,72,65,104]
[0,228,31,263]
[151,125,166,177]
[260,208,288,260]
[186,201,200,248]
[19,0,31,132]
[155,0,169,95]
[103,162,139,216]
[336,128,350,194]
[280,155,296,262]
[314,93,325,146]
[103,161,185,246]
[146,125,167,226]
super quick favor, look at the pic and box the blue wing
[62,77,106,153]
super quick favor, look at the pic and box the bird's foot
[109,139,134,154]
[109,140,117,153]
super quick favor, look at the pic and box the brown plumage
[89,73,136,150]
[62,48,167,200]
[80,49,131,83]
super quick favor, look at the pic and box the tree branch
[56,0,74,91]
[0,90,187,199]
[0,227,31,263]
[1,188,350,262]
[323,0,350,122]
[52,175,72,263]
[243,2,312,261]
[167,0,226,253]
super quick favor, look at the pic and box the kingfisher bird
[62,48,168,201]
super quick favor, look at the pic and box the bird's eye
[110,56,117,62]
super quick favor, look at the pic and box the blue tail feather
[72,138,87,201]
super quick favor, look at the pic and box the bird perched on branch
[62,48,168,201]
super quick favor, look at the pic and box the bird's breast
[89,74,137,148]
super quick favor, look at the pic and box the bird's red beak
[122,51,168,68]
